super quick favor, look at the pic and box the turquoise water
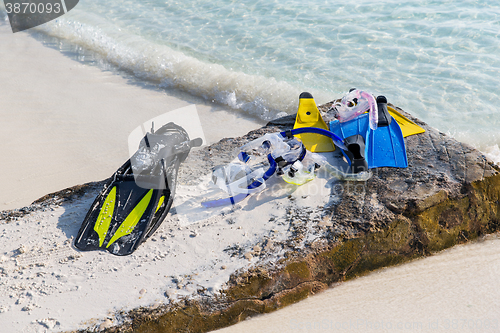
[2,0,500,149]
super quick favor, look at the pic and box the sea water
[2,0,500,153]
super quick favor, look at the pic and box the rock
[264,240,274,251]
[21,305,32,311]
[120,104,500,333]
[164,288,176,299]
[37,318,60,329]
[13,102,500,333]
[99,319,113,330]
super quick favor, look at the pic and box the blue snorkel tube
[279,128,347,151]
[201,128,349,208]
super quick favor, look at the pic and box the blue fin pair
[330,96,408,171]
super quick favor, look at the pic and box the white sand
[0,24,264,211]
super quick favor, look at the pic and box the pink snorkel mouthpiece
[332,89,378,130]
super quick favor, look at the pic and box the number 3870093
[5,2,62,14]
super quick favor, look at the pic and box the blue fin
[330,114,369,141]
[330,114,369,169]
[329,112,407,169]
[366,117,408,168]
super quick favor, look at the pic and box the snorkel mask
[331,89,378,131]
[202,133,306,208]
[202,128,356,208]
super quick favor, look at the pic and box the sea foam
[34,13,316,121]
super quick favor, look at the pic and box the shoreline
[0,24,265,211]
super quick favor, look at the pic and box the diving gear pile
[74,122,202,256]
[203,90,425,208]
[202,126,361,208]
